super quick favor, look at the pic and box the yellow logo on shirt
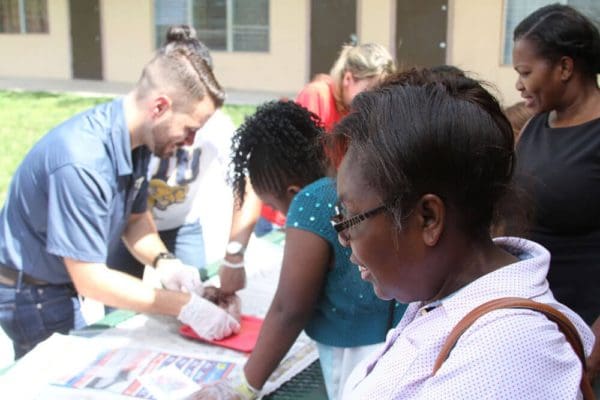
[147,179,188,211]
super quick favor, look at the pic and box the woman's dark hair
[514,4,600,80]
[230,100,328,205]
[334,68,515,235]
[324,66,468,169]
[429,64,467,80]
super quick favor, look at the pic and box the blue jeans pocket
[13,287,75,357]
[0,286,17,344]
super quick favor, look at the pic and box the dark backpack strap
[387,300,397,331]
[432,297,595,400]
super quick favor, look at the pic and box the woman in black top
[511,3,600,381]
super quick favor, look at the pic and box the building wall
[448,0,520,106]
[357,0,521,106]
[99,0,309,93]
[0,0,71,79]
[100,0,154,84]
[211,0,309,93]
[0,0,523,105]
[358,0,395,51]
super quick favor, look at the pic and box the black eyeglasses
[330,203,387,234]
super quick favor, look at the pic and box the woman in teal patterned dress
[194,100,405,400]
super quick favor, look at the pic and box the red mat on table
[179,315,263,353]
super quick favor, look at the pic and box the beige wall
[100,0,154,84]
[99,1,311,94]
[357,0,395,52]
[0,0,525,104]
[210,0,309,93]
[0,0,71,79]
[448,0,520,106]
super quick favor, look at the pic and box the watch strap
[221,259,245,269]
[152,251,176,268]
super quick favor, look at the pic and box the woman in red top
[260,43,396,230]
[297,42,396,132]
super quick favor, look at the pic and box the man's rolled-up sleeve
[46,164,112,263]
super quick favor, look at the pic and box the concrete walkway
[0,76,294,105]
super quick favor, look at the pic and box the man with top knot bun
[108,24,263,317]
[0,24,240,360]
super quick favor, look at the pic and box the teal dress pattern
[286,177,406,347]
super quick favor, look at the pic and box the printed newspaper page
[52,346,240,400]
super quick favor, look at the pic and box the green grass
[223,104,256,127]
[0,90,255,205]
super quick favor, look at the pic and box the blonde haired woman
[296,42,395,132]
[258,43,396,231]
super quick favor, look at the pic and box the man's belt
[0,265,49,287]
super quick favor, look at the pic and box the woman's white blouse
[343,237,595,400]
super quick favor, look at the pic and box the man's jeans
[0,281,84,359]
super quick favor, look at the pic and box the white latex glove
[178,293,241,340]
[190,372,259,400]
[155,258,203,294]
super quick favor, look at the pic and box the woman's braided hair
[514,4,600,81]
[230,100,328,206]
[136,25,224,111]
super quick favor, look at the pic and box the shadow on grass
[0,90,63,100]
[0,90,113,106]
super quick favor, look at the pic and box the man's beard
[152,121,175,159]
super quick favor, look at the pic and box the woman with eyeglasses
[192,100,405,400]
[334,69,594,398]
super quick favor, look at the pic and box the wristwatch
[152,251,176,268]
[225,241,246,256]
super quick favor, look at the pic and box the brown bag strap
[432,297,595,400]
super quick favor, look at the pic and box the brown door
[310,0,357,79]
[69,0,103,80]
[396,0,448,68]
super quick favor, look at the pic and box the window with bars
[155,0,269,52]
[0,0,48,33]
[502,0,600,64]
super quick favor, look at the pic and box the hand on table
[219,265,246,295]
[190,373,259,400]
[203,286,242,322]
[156,258,203,294]
[178,293,240,340]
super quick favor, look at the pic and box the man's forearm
[65,257,189,316]
[122,211,168,267]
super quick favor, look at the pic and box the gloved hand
[178,293,241,340]
[190,372,260,400]
[155,258,203,294]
